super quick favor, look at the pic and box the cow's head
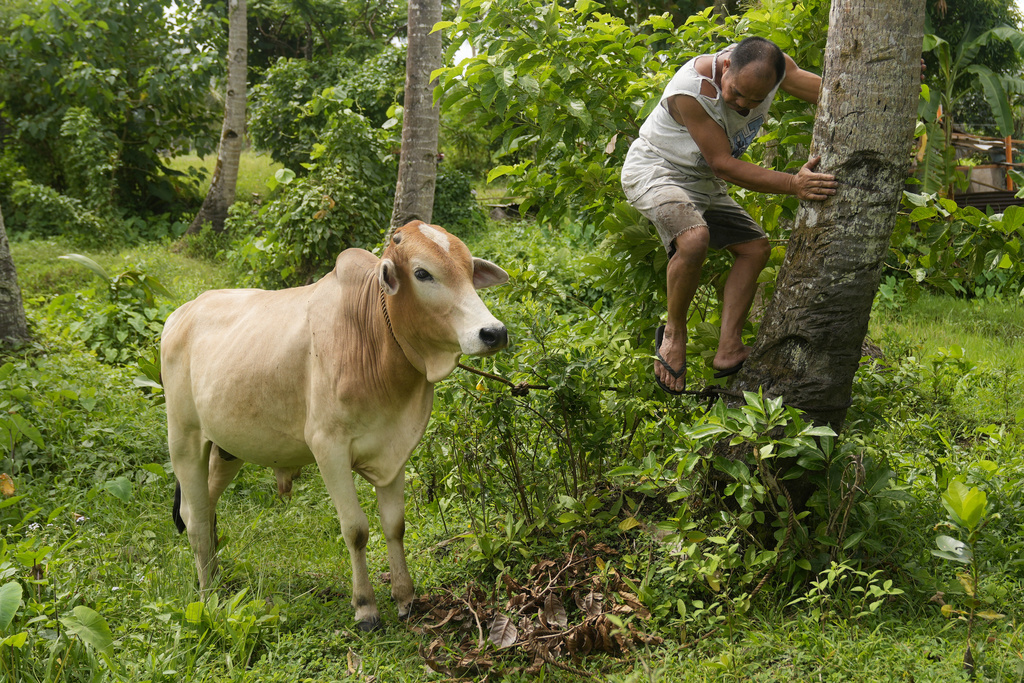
[378,221,508,382]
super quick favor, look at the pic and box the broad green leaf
[60,606,114,658]
[969,64,1014,136]
[932,534,972,564]
[103,476,132,503]
[713,455,749,483]
[976,610,1006,620]
[941,480,987,531]
[618,516,640,531]
[0,632,26,648]
[8,414,43,450]
[0,582,22,632]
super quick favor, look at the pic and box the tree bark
[389,0,442,230]
[732,0,926,433]
[0,201,29,346]
[189,0,247,234]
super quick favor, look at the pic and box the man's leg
[657,226,710,393]
[715,237,770,372]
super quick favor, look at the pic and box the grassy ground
[4,228,1024,681]
[164,149,283,204]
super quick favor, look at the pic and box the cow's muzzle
[479,324,509,352]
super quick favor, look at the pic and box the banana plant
[918,25,1024,194]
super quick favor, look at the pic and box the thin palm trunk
[389,0,442,231]
[189,0,247,234]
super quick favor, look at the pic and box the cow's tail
[172,481,186,534]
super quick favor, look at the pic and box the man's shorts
[621,139,766,256]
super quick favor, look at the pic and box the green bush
[7,181,121,247]
[433,165,485,232]
[889,193,1024,298]
[249,47,405,174]
[228,107,396,288]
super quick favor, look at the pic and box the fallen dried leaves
[409,538,662,678]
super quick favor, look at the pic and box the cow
[161,221,509,630]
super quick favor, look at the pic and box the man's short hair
[731,36,786,85]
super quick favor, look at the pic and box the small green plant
[51,254,174,365]
[787,561,905,623]
[931,478,1004,675]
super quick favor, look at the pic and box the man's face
[721,62,776,116]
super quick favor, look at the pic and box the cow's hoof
[356,617,382,632]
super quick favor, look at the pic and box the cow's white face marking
[418,224,450,252]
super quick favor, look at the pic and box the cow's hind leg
[170,430,218,593]
[315,452,380,630]
[376,475,414,619]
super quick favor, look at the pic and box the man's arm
[779,53,821,104]
[667,94,835,200]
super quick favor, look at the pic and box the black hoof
[356,617,382,632]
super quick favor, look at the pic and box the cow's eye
[414,268,433,282]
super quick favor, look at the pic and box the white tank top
[637,45,782,181]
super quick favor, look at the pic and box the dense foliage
[0,0,221,223]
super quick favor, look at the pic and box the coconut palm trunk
[390,0,442,230]
[0,201,28,345]
[733,0,927,433]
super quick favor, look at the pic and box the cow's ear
[472,258,509,289]
[379,258,400,295]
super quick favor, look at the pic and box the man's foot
[654,325,687,394]
[712,344,751,377]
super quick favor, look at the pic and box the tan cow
[161,221,508,630]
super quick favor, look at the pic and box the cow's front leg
[316,453,380,631]
[376,474,414,619]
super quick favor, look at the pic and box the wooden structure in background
[952,132,1023,212]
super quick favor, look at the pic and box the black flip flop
[712,361,744,379]
[654,325,686,395]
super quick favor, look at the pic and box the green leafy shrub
[7,180,121,247]
[433,165,485,232]
[889,193,1024,298]
[228,107,395,287]
[58,106,119,215]
[0,0,221,218]
[249,46,405,173]
[249,55,356,173]
[44,254,173,366]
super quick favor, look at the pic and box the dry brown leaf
[617,591,652,620]
[347,648,362,675]
[575,590,604,618]
[488,613,518,649]
[543,592,568,629]
[529,559,557,576]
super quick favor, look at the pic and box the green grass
[3,232,1024,681]
[872,292,1024,369]
[164,149,283,203]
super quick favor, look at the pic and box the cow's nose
[479,325,508,350]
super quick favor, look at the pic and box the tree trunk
[189,0,247,234]
[389,0,442,230]
[732,0,926,433]
[0,202,29,346]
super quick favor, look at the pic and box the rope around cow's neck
[379,284,398,344]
